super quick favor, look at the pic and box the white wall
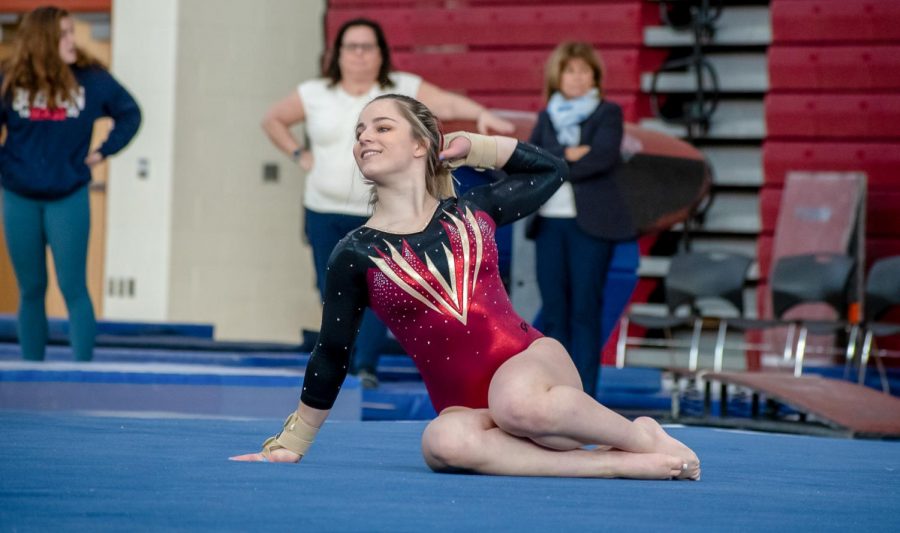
[105,0,179,321]
[105,0,326,342]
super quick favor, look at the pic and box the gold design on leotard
[369,207,483,325]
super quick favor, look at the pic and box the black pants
[535,217,614,397]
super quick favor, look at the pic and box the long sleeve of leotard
[299,238,370,410]
[460,141,567,227]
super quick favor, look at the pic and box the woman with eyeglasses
[261,18,514,388]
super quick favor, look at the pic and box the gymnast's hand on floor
[229,448,301,463]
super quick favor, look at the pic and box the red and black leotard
[300,142,567,412]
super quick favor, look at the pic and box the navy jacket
[0,66,141,199]
[528,100,635,240]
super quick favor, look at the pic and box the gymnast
[232,94,700,480]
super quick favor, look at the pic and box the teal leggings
[2,186,95,361]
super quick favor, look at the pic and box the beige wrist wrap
[443,131,498,170]
[261,411,319,457]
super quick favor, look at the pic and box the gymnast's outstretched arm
[231,241,370,463]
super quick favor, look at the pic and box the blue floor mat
[0,314,214,341]
[1,411,898,532]
[4,337,895,423]
[0,348,670,420]
[361,367,671,420]
[0,361,361,420]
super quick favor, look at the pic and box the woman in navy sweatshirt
[0,6,141,361]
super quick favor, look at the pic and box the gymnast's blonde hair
[366,94,456,206]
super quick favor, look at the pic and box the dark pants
[304,208,387,374]
[3,185,95,361]
[535,217,614,398]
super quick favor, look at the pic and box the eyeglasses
[341,43,378,53]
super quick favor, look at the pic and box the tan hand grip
[261,411,319,458]
[443,131,498,170]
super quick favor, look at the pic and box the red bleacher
[328,0,635,6]
[768,46,900,92]
[772,0,900,44]
[325,3,657,48]
[470,93,644,120]
[324,2,658,119]
[763,142,900,189]
[713,1,900,370]
[765,94,900,139]
[392,49,666,94]
[1,0,110,11]
[765,1,900,373]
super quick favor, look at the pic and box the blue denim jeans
[534,217,614,397]
[304,208,388,374]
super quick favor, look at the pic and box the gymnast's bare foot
[597,450,686,480]
[229,448,301,463]
[633,417,701,480]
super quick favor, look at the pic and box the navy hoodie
[0,65,141,199]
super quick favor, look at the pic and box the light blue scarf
[547,88,600,147]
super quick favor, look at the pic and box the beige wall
[106,0,325,342]
[105,0,179,321]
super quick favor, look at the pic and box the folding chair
[616,250,752,372]
[767,253,858,377]
[858,256,900,393]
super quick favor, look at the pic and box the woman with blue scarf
[528,42,632,398]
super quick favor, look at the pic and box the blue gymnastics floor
[1,411,898,532]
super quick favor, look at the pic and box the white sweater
[298,72,422,216]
